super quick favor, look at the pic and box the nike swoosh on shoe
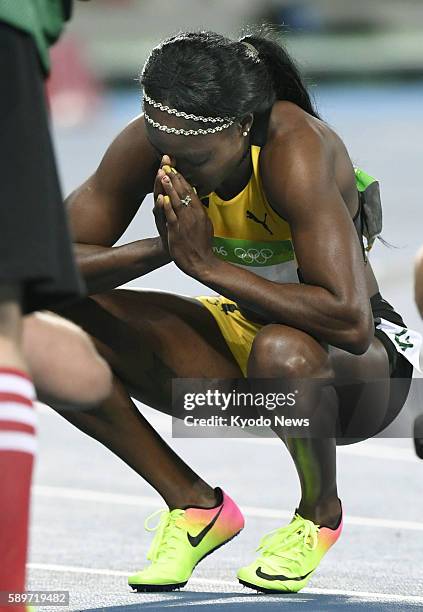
[256,566,314,582]
[187,505,224,547]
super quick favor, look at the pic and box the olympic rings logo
[234,247,274,264]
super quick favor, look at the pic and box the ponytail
[240,32,320,119]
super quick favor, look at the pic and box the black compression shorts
[336,292,414,444]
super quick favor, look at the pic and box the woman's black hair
[140,27,320,121]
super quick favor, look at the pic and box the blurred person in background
[413,246,423,458]
[0,2,111,611]
[52,30,422,595]
[415,246,423,319]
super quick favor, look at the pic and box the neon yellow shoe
[128,488,244,592]
[237,502,343,593]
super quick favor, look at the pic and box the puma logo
[221,303,239,315]
[246,210,273,235]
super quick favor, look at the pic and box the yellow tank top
[204,145,299,283]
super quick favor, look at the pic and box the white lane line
[27,562,423,604]
[37,402,418,464]
[33,485,423,531]
[29,562,128,577]
[33,485,159,508]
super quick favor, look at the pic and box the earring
[243,131,249,137]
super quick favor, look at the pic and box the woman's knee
[247,324,332,379]
[23,312,113,407]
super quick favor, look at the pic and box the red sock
[0,368,36,612]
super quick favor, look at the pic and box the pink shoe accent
[318,501,344,552]
[184,488,244,544]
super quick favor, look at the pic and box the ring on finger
[181,195,192,207]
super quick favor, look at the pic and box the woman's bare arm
[67,116,170,294]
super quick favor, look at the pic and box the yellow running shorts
[196,296,264,377]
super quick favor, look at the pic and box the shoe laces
[256,514,320,573]
[144,508,186,563]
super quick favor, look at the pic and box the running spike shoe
[237,502,343,593]
[128,488,244,592]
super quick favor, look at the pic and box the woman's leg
[53,288,242,510]
[247,323,391,528]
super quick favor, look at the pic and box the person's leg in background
[0,285,36,612]
[0,16,101,608]
[22,311,112,411]
[0,292,112,612]
[414,245,423,319]
[413,246,423,457]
